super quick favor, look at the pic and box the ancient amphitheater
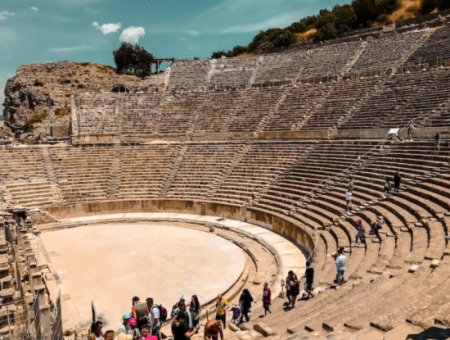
[2,15,450,340]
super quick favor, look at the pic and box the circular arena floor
[40,223,246,328]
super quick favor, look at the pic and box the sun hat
[123,313,131,320]
[180,295,187,300]
[128,318,137,326]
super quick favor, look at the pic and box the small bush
[406,4,420,13]
[77,62,91,66]
[25,113,48,131]
[55,108,69,117]
[77,84,85,89]
[420,0,437,13]
[34,80,44,87]
[65,94,72,98]
[97,65,115,74]
[376,13,392,24]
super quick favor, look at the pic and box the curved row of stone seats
[160,92,205,136]
[6,181,55,207]
[349,30,431,74]
[210,57,259,87]
[299,77,382,131]
[264,83,332,131]
[407,25,450,65]
[77,95,121,135]
[167,60,210,89]
[339,69,450,129]
[254,49,307,84]
[210,141,311,205]
[121,94,163,139]
[166,142,243,200]
[117,144,179,199]
[299,41,360,78]
[48,146,115,203]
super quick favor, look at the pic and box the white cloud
[92,21,122,35]
[49,45,96,53]
[0,11,15,20]
[30,6,39,12]
[120,27,145,44]
[186,30,200,36]
[177,36,187,42]
[221,10,305,34]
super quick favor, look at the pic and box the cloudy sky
[0,0,348,113]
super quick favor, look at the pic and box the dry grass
[294,29,317,42]
[387,0,422,22]
[236,52,256,57]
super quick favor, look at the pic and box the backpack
[154,305,168,322]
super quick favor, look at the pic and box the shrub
[420,0,437,13]
[65,94,71,98]
[437,0,450,10]
[55,108,69,117]
[113,42,153,77]
[406,4,420,14]
[34,80,44,87]
[77,84,85,89]
[353,0,377,25]
[77,62,91,66]
[376,0,402,15]
[376,13,392,24]
[24,113,48,131]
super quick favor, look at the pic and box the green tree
[113,42,154,77]
[437,0,450,10]
[352,0,377,25]
[420,0,437,13]
[376,0,402,15]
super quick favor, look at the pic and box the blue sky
[0,0,349,110]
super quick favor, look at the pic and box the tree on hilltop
[113,42,154,77]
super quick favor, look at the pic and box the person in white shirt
[345,191,352,212]
[335,249,347,286]
[146,298,161,340]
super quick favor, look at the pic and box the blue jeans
[151,325,161,340]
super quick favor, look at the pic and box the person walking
[286,270,299,308]
[355,219,365,246]
[239,289,253,323]
[146,298,161,340]
[90,321,104,340]
[262,282,272,315]
[215,294,229,329]
[335,250,347,286]
[303,261,314,299]
[383,179,391,199]
[435,132,441,150]
[189,295,201,333]
[132,296,149,330]
[345,190,353,212]
[120,313,131,334]
[393,172,402,193]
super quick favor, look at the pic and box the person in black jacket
[239,289,254,323]
[393,171,402,193]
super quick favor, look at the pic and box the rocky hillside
[2,61,165,143]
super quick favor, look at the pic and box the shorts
[289,284,299,296]
[337,268,345,279]
[216,313,226,326]
[304,282,313,292]
[263,302,270,310]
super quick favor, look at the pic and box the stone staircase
[107,144,122,199]
[159,144,188,197]
[42,146,63,205]
[256,88,290,133]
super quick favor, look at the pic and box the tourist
[141,326,157,340]
[171,312,199,340]
[345,190,352,212]
[127,318,141,340]
[435,132,440,150]
[355,219,365,246]
[407,124,415,141]
[189,295,201,333]
[262,282,272,315]
[303,261,314,299]
[132,296,149,330]
[90,321,104,340]
[204,319,224,340]
[239,289,253,323]
[178,302,193,330]
[146,298,161,340]
[104,331,115,340]
[383,179,390,199]
[215,294,229,328]
[335,249,347,286]
[347,179,354,192]
[120,313,131,333]
[172,295,187,318]
[286,270,299,308]
[393,171,402,193]
[231,304,243,325]
[376,216,384,242]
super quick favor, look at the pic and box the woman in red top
[262,282,272,315]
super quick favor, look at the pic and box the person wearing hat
[120,313,131,334]
[355,219,365,246]
[132,296,149,330]
[171,295,187,318]
[126,318,141,340]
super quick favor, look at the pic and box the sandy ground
[40,223,245,329]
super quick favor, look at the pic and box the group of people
[283,261,315,309]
